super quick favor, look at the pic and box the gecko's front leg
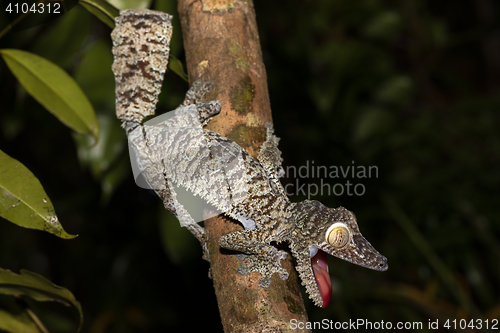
[219,228,289,287]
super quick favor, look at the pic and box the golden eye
[325,223,350,249]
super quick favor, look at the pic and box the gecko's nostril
[378,257,388,270]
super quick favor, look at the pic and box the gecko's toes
[276,249,288,260]
[258,277,272,288]
[202,81,215,94]
[237,263,250,276]
[234,249,290,287]
[278,270,289,281]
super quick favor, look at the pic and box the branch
[177,1,311,331]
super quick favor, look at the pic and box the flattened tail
[111,9,172,134]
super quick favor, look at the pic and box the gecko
[111,9,388,308]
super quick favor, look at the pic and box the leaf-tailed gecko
[111,9,388,308]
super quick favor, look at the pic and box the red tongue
[311,250,332,308]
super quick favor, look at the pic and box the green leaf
[73,114,126,179]
[0,149,76,239]
[73,113,129,205]
[352,106,393,143]
[79,0,120,29]
[100,153,130,205]
[0,49,99,142]
[169,55,189,82]
[73,40,115,108]
[0,309,40,333]
[0,268,83,331]
[107,0,153,10]
[30,5,93,69]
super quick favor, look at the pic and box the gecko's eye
[325,222,350,249]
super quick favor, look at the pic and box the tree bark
[177,1,311,332]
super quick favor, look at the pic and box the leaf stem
[25,308,50,333]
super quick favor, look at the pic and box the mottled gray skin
[111,9,388,308]
[111,9,172,133]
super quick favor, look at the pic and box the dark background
[0,0,499,331]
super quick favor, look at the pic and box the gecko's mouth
[311,249,331,308]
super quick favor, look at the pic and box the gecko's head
[292,200,388,308]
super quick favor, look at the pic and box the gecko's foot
[198,230,211,264]
[200,238,212,279]
[201,238,212,279]
[236,248,289,288]
[201,242,210,263]
[181,221,211,264]
[181,80,215,107]
[197,101,221,125]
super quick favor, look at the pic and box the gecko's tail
[111,9,172,133]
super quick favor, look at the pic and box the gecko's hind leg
[177,209,210,263]
[219,229,289,287]
[172,201,211,277]
[158,176,211,264]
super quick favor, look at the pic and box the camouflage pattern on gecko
[111,9,388,308]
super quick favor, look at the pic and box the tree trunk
[176,1,311,332]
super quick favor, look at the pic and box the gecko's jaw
[311,249,331,308]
